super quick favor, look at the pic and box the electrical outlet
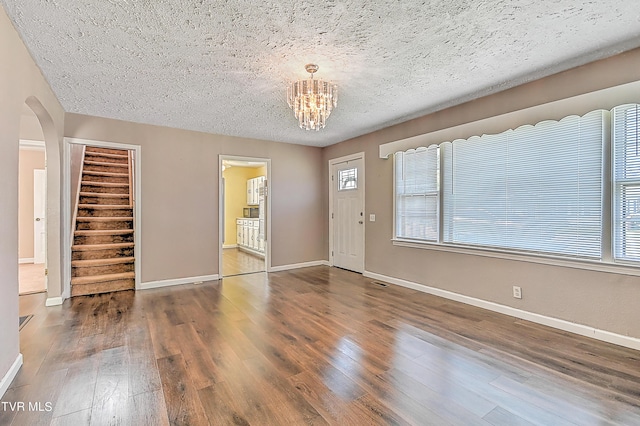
[513,286,522,299]
[193,281,204,285]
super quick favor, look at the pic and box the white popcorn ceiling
[3,1,640,147]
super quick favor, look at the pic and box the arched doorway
[18,105,47,296]
[23,96,63,306]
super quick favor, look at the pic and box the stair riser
[84,154,128,165]
[83,163,129,173]
[78,208,133,218]
[72,247,134,261]
[72,262,134,277]
[79,196,130,205]
[76,221,133,231]
[74,234,134,245]
[80,184,129,194]
[81,174,129,184]
[71,279,135,297]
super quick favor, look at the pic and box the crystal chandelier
[287,64,337,131]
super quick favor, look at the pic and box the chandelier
[287,64,337,131]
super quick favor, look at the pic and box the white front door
[332,157,364,273]
[33,169,46,264]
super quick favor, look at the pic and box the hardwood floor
[222,247,265,276]
[18,263,46,295]
[3,266,640,425]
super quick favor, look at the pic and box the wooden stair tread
[82,170,129,177]
[82,181,129,187]
[84,160,128,167]
[76,217,133,221]
[71,271,135,285]
[72,242,134,251]
[74,229,133,236]
[85,150,128,157]
[79,192,129,198]
[72,257,134,267]
[78,204,132,209]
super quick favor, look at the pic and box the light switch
[369,214,376,222]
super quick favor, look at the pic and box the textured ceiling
[4,1,640,147]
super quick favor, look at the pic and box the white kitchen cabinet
[236,219,244,246]
[247,179,255,205]
[246,176,265,205]
[236,218,264,257]
[249,226,256,250]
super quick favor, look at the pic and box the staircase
[71,146,135,296]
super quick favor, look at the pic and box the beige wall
[18,149,45,260]
[64,114,325,282]
[20,112,45,141]
[223,166,264,245]
[322,48,640,340]
[0,5,64,394]
[69,143,85,228]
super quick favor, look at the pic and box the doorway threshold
[222,271,266,278]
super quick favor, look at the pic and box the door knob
[35,218,41,221]
[358,220,363,224]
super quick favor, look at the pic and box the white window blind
[441,110,606,258]
[394,146,439,241]
[613,104,640,262]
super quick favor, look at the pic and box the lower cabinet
[236,218,264,257]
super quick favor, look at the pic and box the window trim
[392,238,640,277]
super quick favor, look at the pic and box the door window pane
[338,168,357,191]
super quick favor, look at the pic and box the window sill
[392,239,640,277]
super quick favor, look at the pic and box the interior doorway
[18,106,48,296]
[219,156,270,277]
[329,153,365,273]
[63,138,141,297]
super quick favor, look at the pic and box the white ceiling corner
[2,1,640,147]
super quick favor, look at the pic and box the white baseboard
[18,258,34,264]
[45,297,63,306]
[363,270,640,352]
[0,353,23,399]
[269,260,329,273]
[140,274,220,290]
[223,244,238,249]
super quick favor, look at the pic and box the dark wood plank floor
[3,266,640,425]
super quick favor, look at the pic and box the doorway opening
[329,153,365,273]
[64,138,141,297]
[219,156,270,277]
[18,105,47,296]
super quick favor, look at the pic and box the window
[395,110,609,260]
[394,146,439,241]
[613,104,640,262]
[338,167,357,191]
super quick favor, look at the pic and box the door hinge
[331,213,334,219]
[331,251,334,257]
[45,268,48,276]
[331,175,334,181]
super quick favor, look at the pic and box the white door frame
[218,155,271,276]
[62,137,142,299]
[328,152,365,270]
